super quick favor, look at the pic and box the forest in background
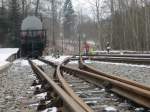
[0,0,150,51]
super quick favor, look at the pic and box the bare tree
[35,0,40,16]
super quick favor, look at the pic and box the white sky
[72,0,110,19]
[72,0,93,14]
[72,0,91,9]
[39,0,94,18]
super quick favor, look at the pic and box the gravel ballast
[86,61,150,86]
[0,59,37,112]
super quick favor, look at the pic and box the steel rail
[39,58,94,112]
[78,58,150,108]
[56,60,94,112]
[90,57,150,64]
[38,58,150,108]
[60,65,150,108]
[29,60,87,112]
[72,56,150,65]
[79,58,150,91]
[74,54,150,58]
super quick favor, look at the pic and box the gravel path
[86,61,150,86]
[0,59,37,112]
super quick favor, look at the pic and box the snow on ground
[84,60,93,64]
[41,107,57,112]
[32,60,47,66]
[14,59,46,66]
[68,60,78,64]
[0,59,37,112]
[87,60,150,85]
[44,55,71,64]
[0,59,57,112]
[0,48,19,67]
[0,61,9,67]
[0,48,19,61]
[13,59,29,66]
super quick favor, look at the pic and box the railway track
[29,59,88,112]
[79,58,150,108]
[29,57,150,111]
[73,54,150,64]
[90,57,150,65]
[75,54,150,58]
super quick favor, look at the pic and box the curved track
[79,58,150,108]
[29,57,150,112]
[29,59,88,112]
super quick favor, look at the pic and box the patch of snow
[41,107,57,112]
[36,92,47,99]
[0,61,9,67]
[0,48,19,61]
[32,59,47,66]
[85,60,93,64]
[135,108,145,112]
[104,106,117,112]
[30,85,42,90]
[68,61,78,64]
[13,59,29,66]
[44,55,71,64]
[29,103,39,107]
[0,48,19,67]
[0,48,18,54]
[21,60,29,66]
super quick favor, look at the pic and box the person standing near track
[84,41,90,55]
[106,42,111,54]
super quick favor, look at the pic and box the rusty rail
[79,58,150,108]
[74,54,150,58]
[39,57,94,112]
[56,60,94,112]
[79,58,150,91]
[74,54,150,64]
[29,60,88,112]
[39,57,150,108]
[90,57,150,64]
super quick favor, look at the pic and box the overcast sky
[73,0,94,11]
[72,0,109,18]
[72,0,95,17]
[72,0,90,9]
